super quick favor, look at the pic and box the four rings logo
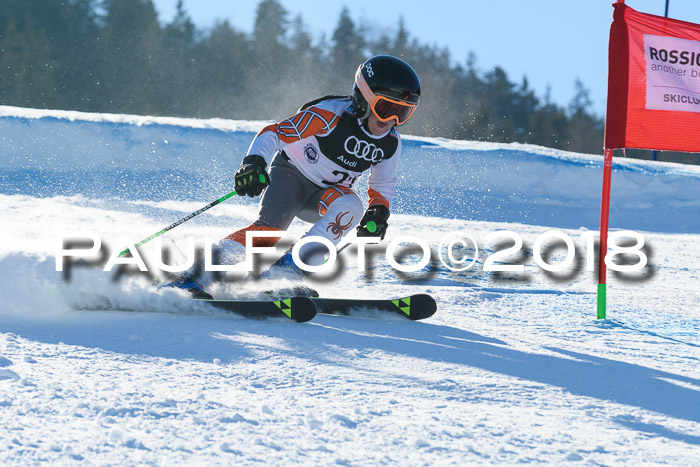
[365,63,374,77]
[344,136,384,162]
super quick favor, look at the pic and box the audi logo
[344,136,384,162]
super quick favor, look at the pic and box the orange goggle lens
[370,96,417,125]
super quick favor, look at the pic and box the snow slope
[0,106,699,465]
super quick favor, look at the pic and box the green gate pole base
[597,283,607,320]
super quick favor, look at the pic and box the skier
[174,55,421,298]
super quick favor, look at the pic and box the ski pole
[117,189,239,257]
[334,224,378,257]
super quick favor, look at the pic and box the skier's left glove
[356,205,390,240]
[235,155,270,197]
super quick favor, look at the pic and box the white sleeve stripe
[276,110,339,141]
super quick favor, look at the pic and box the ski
[201,297,317,323]
[311,293,436,321]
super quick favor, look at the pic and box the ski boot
[259,252,319,298]
[157,274,214,300]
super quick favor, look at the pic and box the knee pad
[297,190,364,266]
[323,192,363,224]
[318,187,363,219]
[308,190,364,243]
[223,223,283,248]
[318,186,357,216]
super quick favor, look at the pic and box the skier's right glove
[235,155,270,197]
[356,205,390,240]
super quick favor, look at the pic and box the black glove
[356,205,390,240]
[235,155,270,197]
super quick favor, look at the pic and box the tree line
[1,0,695,162]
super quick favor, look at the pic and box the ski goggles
[356,69,418,125]
[370,95,417,125]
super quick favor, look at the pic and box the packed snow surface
[1,106,699,464]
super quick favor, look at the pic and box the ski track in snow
[0,107,699,465]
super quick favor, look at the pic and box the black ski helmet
[352,55,421,124]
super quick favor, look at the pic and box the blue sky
[151,0,700,117]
